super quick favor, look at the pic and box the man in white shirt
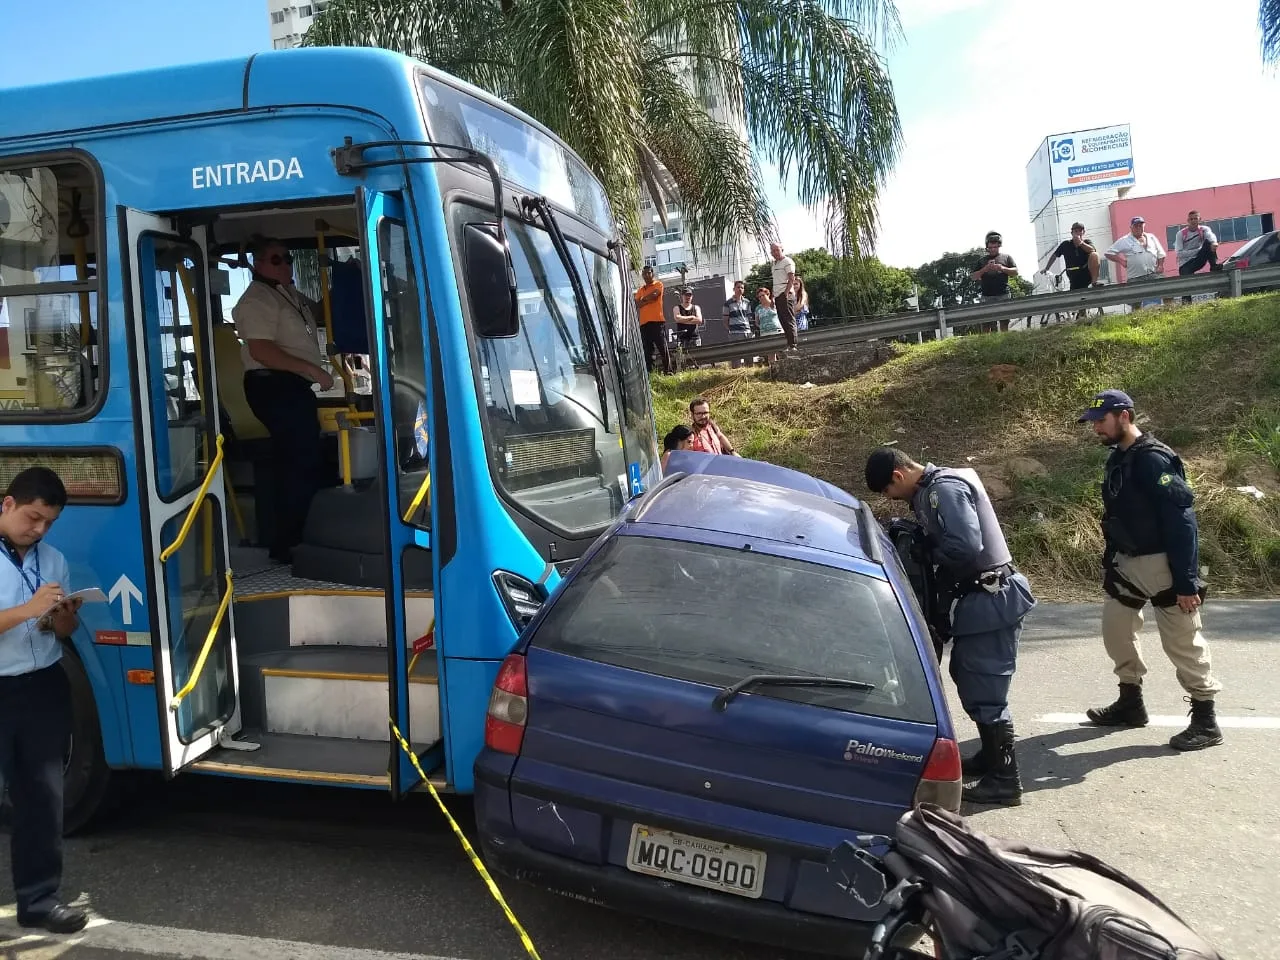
[232,237,335,563]
[0,467,87,934]
[1174,210,1220,304]
[1106,217,1166,308]
[769,242,799,352]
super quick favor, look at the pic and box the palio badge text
[192,157,305,189]
[843,738,925,765]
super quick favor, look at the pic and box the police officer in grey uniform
[866,447,1036,806]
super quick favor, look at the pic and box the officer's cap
[1078,389,1134,422]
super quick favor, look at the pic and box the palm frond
[1263,0,1280,65]
[638,46,775,259]
[305,0,516,96]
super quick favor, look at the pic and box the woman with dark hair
[661,424,693,472]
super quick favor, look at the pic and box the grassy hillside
[652,294,1280,599]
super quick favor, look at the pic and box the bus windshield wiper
[521,196,610,432]
[712,674,877,712]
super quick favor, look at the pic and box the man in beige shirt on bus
[232,237,334,563]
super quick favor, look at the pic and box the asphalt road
[2,600,1277,960]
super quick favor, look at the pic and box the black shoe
[961,745,988,778]
[1170,697,1224,751]
[963,722,1022,806]
[961,724,992,778]
[17,903,88,934]
[1086,682,1149,727]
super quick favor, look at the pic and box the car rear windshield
[530,534,935,723]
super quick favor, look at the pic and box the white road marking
[1033,712,1280,729]
[0,904,470,960]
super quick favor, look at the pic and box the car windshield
[530,535,935,723]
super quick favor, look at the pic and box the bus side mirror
[464,223,519,338]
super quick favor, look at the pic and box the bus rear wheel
[61,647,112,835]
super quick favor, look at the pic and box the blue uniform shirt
[0,540,70,676]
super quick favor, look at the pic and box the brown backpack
[884,805,1225,960]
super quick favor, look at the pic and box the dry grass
[653,292,1280,598]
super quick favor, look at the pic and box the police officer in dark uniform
[866,447,1036,806]
[1078,390,1223,750]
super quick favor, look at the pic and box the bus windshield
[473,216,633,535]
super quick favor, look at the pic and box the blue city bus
[0,47,660,829]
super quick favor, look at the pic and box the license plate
[625,824,766,899]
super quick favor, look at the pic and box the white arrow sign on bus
[108,574,144,626]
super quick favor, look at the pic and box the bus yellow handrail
[170,570,234,712]
[403,472,431,523]
[159,434,225,564]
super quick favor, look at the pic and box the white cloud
[893,0,987,29]
[758,2,1280,272]
[873,2,1280,269]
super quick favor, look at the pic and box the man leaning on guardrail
[1105,217,1166,310]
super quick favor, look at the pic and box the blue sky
[6,0,1278,272]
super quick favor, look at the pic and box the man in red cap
[1078,390,1223,751]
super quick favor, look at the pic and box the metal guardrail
[685,264,1280,365]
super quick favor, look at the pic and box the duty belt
[954,562,1015,598]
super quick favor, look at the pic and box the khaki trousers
[1101,552,1223,700]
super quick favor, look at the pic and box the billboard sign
[1026,123,1134,222]
[1048,124,1134,196]
[1025,140,1052,221]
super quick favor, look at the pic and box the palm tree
[303,0,902,265]
[1264,0,1280,64]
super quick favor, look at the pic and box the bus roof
[0,47,558,155]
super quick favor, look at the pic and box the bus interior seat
[212,321,274,547]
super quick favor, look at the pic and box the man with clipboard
[0,467,88,934]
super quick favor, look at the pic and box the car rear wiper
[713,674,877,712]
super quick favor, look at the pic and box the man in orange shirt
[635,265,672,375]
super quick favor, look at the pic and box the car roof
[629,470,880,564]
[662,450,860,507]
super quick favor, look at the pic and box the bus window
[378,216,431,529]
[138,236,213,499]
[471,217,627,535]
[0,157,102,417]
[582,247,658,485]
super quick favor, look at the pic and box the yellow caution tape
[388,720,543,960]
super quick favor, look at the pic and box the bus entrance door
[122,207,244,775]
[357,187,440,796]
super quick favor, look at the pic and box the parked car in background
[1223,230,1280,291]
[474,453,960,956]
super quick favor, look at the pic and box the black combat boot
[1085,682,1149,727]
[962,723,1022,806]
[1169,697,1224,751]
[961,728,991,778]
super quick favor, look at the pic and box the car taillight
[484,653,529,755]
[1234,258,1250,269]
[913,737,962,812]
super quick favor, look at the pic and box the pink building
[1108,178,1280,280]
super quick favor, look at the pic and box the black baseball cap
[1078,389,1135,422]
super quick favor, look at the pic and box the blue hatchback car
[473,454,962,955]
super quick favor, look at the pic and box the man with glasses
[232,236,334,563]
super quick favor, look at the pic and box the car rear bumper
[478,822,883,958]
